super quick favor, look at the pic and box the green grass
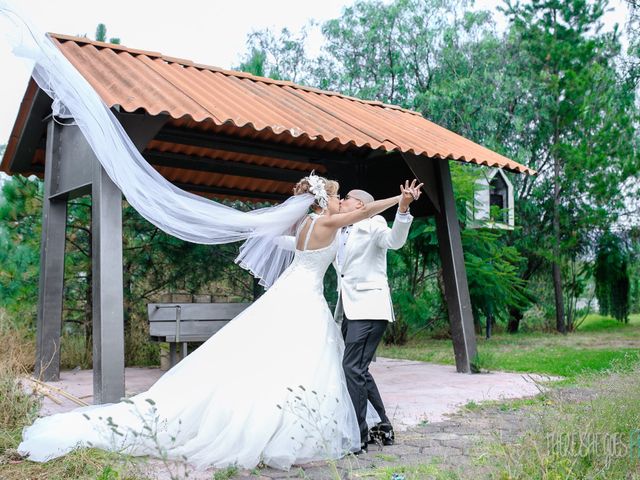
[213,465,239,479]
[379,313,640,380]
[463,393,551,414]
[3,311,639,478]
[576,312,640,332]
[373,453,398,462]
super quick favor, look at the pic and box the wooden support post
[92,161,125,403]
[403,154,478,373]
[91,113,168,403]
[35,120,67,381]
[170,343,178,368]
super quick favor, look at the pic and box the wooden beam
[173,182,289,202]
[48,123,94,200]
[91,112,168,404]
[155,127,362,166]
[362,152,434,218]
[115,112,169,151]
[401,153,440,212]
[8,87,52,174]
[144,150,306,183]
[433,159,477,373]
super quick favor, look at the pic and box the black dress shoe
[370,422,395,446]
[353,441,368,455]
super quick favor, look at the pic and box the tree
[628,228,640,314]
[625,0,640,87]
[238,48,267,77]
[301,0,555,333]
[595,231,631,322]
[237,27,310,82]
[313,0,469,106]
[0,175,42,326]
[311,0,542,334]
[501,0,639,332]
[94,23,120,44]
[0,143,6,187]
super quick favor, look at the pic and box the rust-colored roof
[0,33,535,205]
[33,34,535,173]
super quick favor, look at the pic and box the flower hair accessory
[306,171,329,209]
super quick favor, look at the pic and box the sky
[0,0,631,147]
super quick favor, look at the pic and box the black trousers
[341,317,390,442]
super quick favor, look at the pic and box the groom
[335,181,422,453]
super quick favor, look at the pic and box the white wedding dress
[18,215,366,470]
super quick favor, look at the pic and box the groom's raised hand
[399,179,424,213]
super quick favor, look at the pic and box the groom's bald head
[339,189,375,213]
[348,189,374,204]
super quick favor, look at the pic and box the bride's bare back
[296,214,338,251]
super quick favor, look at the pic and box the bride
[18,173,422,470]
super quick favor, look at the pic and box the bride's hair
[293,175,339,209]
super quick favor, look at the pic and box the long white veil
[0,1,315,287]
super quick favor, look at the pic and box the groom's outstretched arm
[374,210,413,250]
[374,179,420,250]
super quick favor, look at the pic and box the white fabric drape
[0,1,314,287]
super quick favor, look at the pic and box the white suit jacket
[333,212,413,323]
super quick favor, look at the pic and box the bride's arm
[322,195,401,230]
[321,180,424,230]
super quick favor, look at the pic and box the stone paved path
[34,359,551,427]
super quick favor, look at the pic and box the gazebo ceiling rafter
[153,127,364,166]
[143,150,313,184]
[171,182,290,202]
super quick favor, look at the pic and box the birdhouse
[468,168,514,229]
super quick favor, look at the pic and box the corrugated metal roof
[31,33,533,175]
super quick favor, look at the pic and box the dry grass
[0,310,38,437]
[0,309,154,479]
[0,310,35,373]
[477,361,640,479]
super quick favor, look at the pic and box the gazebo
[1,34,535,403]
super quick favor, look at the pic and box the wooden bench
[148,302,251,367]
